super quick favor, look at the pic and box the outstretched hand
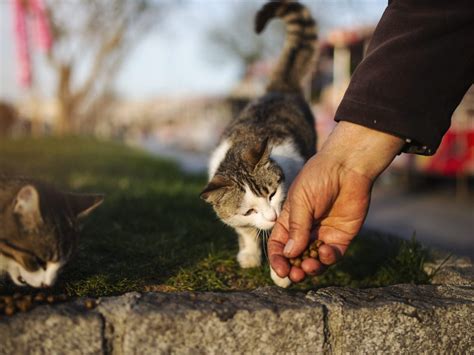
[268,121,404,283]
[269,154,372,281]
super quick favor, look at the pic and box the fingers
[289,266,305,282]
[288,258,327,282]
[301,257,326,275]
[316,225,352,265]
[268,206,290,278]
[318,243,346,265]
[269,254,290,278]
[283,193,313,259]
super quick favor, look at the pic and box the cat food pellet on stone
[46,295,55,304]
[85,299,96,309]
[5,305,16,316]
[16,299,32,312]
[34,293,46,302]
[24,295,33,303]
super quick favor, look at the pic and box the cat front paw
[237,251,261,268]
[270,267,292,288]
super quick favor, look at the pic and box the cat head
[0,182,103,288]
[201,139,285,231]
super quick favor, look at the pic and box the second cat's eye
[17,276,27,285]
[35,257,47,270]
[244,208,256,216]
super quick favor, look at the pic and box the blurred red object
[12,0,52,87]
[425,129,474,176]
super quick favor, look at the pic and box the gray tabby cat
[0,177,103,288]
[201,1,317,288]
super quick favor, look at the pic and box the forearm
[333,1,474,156]
[319,121,405,180]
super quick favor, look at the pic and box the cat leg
[270,267,292,288]
[236,227,262,268]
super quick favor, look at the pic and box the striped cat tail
[255,1,317,94]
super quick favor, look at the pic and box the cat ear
[200,175,231,204]
[13,185,43,231]
[244,138,271,169]
[65,193,104,219]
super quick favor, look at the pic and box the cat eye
[35,257,47,270]
[17,276,27,285]
[244,209,256,216]
[269,190,276,200]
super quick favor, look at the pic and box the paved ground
[366,179,474,259]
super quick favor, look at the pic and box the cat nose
[266,210,277,222]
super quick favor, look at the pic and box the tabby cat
[0,177,103,288]
[201,1,317,288]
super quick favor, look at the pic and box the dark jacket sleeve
[334,0,474,155]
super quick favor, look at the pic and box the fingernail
[283,239,294,255]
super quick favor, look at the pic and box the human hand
[269,121,404,284]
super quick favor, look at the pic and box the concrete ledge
[1,260,473,354]
[0,302,104,354]
[311,285,473,353]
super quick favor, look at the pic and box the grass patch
[0,137,430,297]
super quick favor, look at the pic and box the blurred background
[1,0,472,257]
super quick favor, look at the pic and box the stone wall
[1,259,473,354]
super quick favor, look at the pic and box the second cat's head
[0,181,103,288]
[201,139,285,231]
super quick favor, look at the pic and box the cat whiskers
[255,229,261,243]
[257,229,270,263]
[261,229,270,263]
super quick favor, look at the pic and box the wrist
[320,121,404,180]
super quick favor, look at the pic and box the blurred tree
[205,1,285,78]
[44,0,168,135]
[0,101,18,137]
[204,0,377,79]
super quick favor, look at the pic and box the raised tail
[255,1,317,94]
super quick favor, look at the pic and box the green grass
[0,137,430,297]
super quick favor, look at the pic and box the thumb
[283,191,313,258]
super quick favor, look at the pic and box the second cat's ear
[200,175,231,204]
[64,193,104,219]
[13,185,43,231]
[244,138,271,169]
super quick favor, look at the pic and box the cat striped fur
[202,1,318,288]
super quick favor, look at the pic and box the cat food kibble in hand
[289,240,324,267]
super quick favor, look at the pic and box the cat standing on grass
[0,177,103,288]
[201,1,317,288]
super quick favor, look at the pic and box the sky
[0,0,387,102]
